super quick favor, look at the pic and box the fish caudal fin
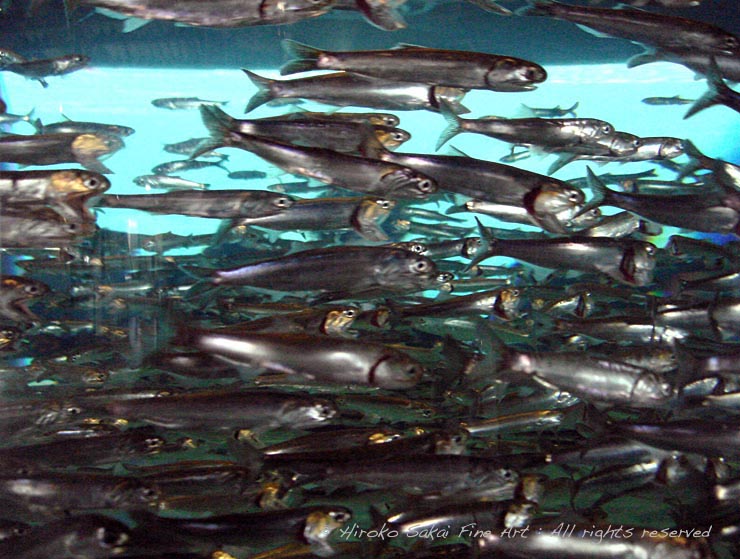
[435,100,464,151]
[684,57,727,120]
[280,39,321,75]
[195,105,238,158]
[242,69,275,113]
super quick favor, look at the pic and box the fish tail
[242,69,275,113]
[517,0,555,16]
[435,101,463,151]
[194,105,236,158]
[280,39,321,75]
[684,57,725,120]
[464,0,512,15]
[626,49,660,69]
[466,217,497,270]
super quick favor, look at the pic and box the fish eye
[568,192,581,203]
[601,124,613,135]
[317,404,334,417]
[66,405,82,415]
[391,132,406,141]
[274,196,292,208]
[723,37,739,50]
[139,486,159,500]
[342,309,357,318]
[330,510,351,522]
[404,365,421,378]
[376,199,393,209]
[84,176,101,189]
[416,178,435,193]
[632,138,643,148]
[411,259,430,273]
[97,527,128,548]
[500,468,515,480]
[23,284,40,295]
[145,437,164,450]
[511,289,520,297]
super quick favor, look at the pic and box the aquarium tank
[0,0,739,557]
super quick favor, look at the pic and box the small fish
[281,39,547,92]
[33,116,135,137]
[0,169,110,223]
[197,105,437,200]
[0,275,50,323]
[71,0,335,29]
[522,0,740,57]
[641,95,695,106]
[198,106,410,154]
[133,174,208,190]
[151,96,228,110]
[209,245,439,300]
[2,54,89,87]
[243,69,470,114]
[436,103,614,151]
[0,132,123,173]
[517,101,579,118]
[98,190,294,219]
[0,215,96,248]
[227,170,268,180]
[472,218,657,286]
[174,327,424,389]
[151,157,228,175]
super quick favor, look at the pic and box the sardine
[198,106,436,199]
[2,54,89,87]
[243,70,470,114]
[97,190,294,219]
[175,327,424,389]
[281,40,547,92]
[72,0,335,28]
[523,0,740,56]
[472,219,657,286]
[106,389,337,430]
[0,132,123,173]
[0,275,50,323]
[209,245,438,299]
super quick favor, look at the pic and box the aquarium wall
[0,1,739,558]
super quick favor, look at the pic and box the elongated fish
[281,40,547,92]
[243,70,470,114]
[197,106,437,199]
[522,0,740,56]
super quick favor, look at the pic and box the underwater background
[0,0,740,558]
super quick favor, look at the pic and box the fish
[2,54,89,87]
[0,215,96,248]
[522,0,740,56]
[32,116,135,137]
[208,245,440,299]
[105,389,337,430]
[133,174,209,190]
[151,96,229,110]
[0,169,110,223]
[0,132,123,173]
[151,157,228,175]
[517,101,579,117]
[227,170,268,180]
[627,47,740,82]
[436,103,615,151]
[173,327,424,389]
[362,136,585,233]
[98,190,294,219]
[242,69,470,114]
[583,167,739,233]
[0,275,50,323]
[197,106,410,153]
[281,39,547,92]
[471,219,657,287]
[0,515,130,558]
[69,0,336,28]
[227,196,396,242]
[197,105,437,199]
[641,95,695,106]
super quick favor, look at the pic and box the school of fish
[0,0,739,558]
